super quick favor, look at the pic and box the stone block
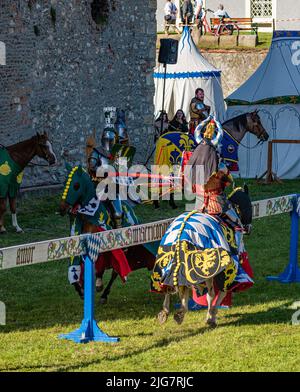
[0,41,5,65]
[198,35,219,48]
[238,34,258,48]
[191,28,201,46]
[219,35,238,48]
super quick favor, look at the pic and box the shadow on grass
[56,326,209,372]
[221,302,296,327]
[0,324,212,372]
[1,304,295,372]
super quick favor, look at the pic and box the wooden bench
[210,17,258,35]
[252,20,275,31]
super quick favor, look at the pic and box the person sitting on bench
[214,4,233,34]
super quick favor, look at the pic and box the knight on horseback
[64,108,156,302]
[151,116,255,326]
[188,115,248,248]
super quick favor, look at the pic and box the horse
[154,110,269,175]
[59,164,158,303]
[151,185,253,328]
[220,110,269,171]
[0,132,57,234]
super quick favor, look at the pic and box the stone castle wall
[0,0,269,188]
[0,0,157,186]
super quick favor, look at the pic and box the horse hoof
[174,311,185,325]
[99,297,107,305]
[95,279,103,293]
[157,310,169,325]
[16,229,24,234]
[0,230,7,235]
[206,318,217,328]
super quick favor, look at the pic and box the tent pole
[160,63,167,134]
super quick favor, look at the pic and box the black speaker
[158,39,179,64]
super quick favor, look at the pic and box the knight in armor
[189,88,211,135]
[188,116,246,246]
[87,107,132,229]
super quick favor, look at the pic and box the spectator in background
[194,0,204,23]
[214,4,230,18]
[154,111,169,139]
[164,0,179,35]
[181,0,194,25]
[168,110,189,133]
[214,4,233,34]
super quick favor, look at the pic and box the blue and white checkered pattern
[296,195,300,217]
[161,212,230,252]
[85,234,103,263]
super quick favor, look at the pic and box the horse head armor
[194,115,224,148]
[228,184,252,233]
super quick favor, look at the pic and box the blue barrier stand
[59,254,119,343]
[267,195,300,283]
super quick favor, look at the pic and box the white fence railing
[0,194,296,271]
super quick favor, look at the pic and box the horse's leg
[9,197,23,233]
[0,198,7,234]
[153,200,160,209]
[174,286,189,325]
[94,256,104,293]
[157,293,170,324]
[206,278,217,328]
[169,192,177,209]
[210,290,228,326]
[99,269,118,305]
[95,270,104,293]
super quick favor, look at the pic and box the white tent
[154,27,226,122]
[226,30,300,179]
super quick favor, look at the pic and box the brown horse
[59,165,157,303]
[0,132,57,233]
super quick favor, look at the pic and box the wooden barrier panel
[0,218,174,271]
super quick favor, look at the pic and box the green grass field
[0,179,300,372]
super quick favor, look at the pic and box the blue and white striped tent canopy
[154,27,225,122]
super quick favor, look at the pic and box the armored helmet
[115,109,129,145]
[101,107,117,152]
[101,128,117,152]
[203,119,216,140]
[194,115,223,147]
